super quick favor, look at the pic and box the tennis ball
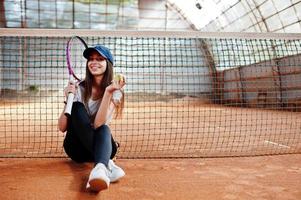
[114,74,125,82]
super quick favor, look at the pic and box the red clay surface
[0,154,300,200]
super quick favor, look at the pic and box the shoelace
[94,164,110,176]
[108,163,116,175]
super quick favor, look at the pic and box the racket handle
[112,90,122,104]
[64,93,74,116]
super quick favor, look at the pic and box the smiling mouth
[90,66,99,70]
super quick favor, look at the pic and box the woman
[58,44,125,192]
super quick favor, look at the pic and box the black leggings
[63,102,118,166]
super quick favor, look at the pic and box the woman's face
[87,51,107,77]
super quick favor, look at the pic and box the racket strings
[69,38,87,81]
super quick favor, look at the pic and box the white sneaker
[86,163,110,192]
[108,159,125,182]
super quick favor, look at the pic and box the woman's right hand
[63,81,77,98]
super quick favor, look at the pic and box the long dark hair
[83,60,124,118]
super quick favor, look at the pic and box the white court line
[264,140,290,148]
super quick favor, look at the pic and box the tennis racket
[64,36,88,116]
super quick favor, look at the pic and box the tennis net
[0,29,301,158]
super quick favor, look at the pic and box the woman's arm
[58,104,68,132]
[94,77,126,128]
[94,89,113,128]
[57,82,77,133]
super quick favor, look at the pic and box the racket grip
[64,93,74,116]
[112,90,122,104]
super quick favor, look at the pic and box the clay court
[0,97,300,199]
[0,155,300,200]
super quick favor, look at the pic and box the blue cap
[83,45,114,65]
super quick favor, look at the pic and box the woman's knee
[71,103,90,123]
[71,102,86,113]
[69,102,93,131]
[95,124,111,134]
[94,125,112,143]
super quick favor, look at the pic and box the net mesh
[0,30,301,158]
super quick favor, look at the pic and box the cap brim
[83,47,108,60]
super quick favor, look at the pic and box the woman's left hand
[106,75,126,94]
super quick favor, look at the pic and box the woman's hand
[106,75,126,94]
[63,81,77,98]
